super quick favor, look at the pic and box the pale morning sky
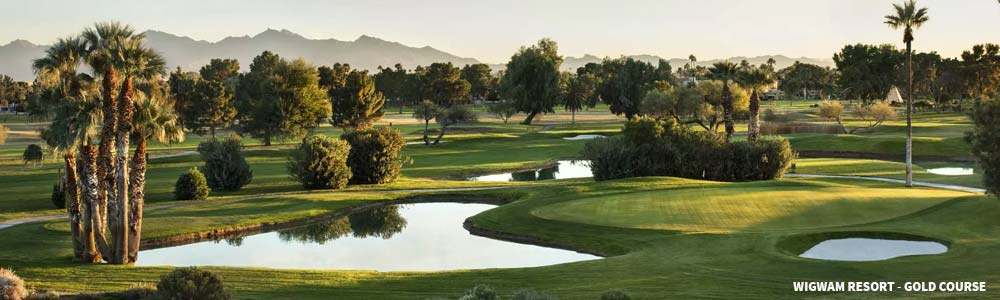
[2,0,998,63]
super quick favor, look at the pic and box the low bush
[762,108,799,122]
[512,289,559,300]
[22,144,43,166]
[458,285,500,300]
[197,135,253,191]
[155,267,229,300]
[599,290,631,300]
[0,268,27,300]
[51,182,65,209]
[288,135,352,189]
[174,168,209,201]
[121,284,156,300]
[583,117,794,182]
[341,127,406,184]
[24,290,59,300]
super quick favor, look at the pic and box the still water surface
[467,160,593,182]
[136,203,599,271]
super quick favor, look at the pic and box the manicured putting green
[532,179,970,233]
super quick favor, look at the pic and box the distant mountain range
[560,54,834,73]
[0,29,833,81]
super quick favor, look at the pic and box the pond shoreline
[139,193,607,262]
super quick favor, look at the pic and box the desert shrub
[51,181,65,209]
[24,290,59,300]
[340,127,405,184]
[288,135,352,189]
[155,267,229,300]
[512,289,559,300]
[968,98,1000,197]
[914,100,935,111]
[174,168,209,201]
[0,268,27,300]
[22,144,43,166]
[121,284,156,300]
[599,290,631,300]
[458,285,499,300]
[197,135,253,191]
[762,108,799,122]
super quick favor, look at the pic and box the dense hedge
[341,127,406,184]
[287,135,353,189]
[197,135,253,191]
[968,98,1000,196]
[582,117,794,182]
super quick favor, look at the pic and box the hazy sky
[2,0,998,63]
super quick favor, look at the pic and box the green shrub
[0,268,27,300]
[340,127,406,184]
[288,135,352,189]
[174,168,209,201]
[121,284,156,300]
[458,285,499,300]
[51,182,65,209]
[968,99,1000,196]
[22,144,43,166]
[512,289,559,300]
[583,123,794,182]
[581,136,640,181]
[599,290,631,300]
[622,116,665,145]
[155,267,229,300]
[197,135,253,191]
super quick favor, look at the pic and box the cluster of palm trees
[33,22,183,264]
[706,60,776,144]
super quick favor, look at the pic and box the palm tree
[885,0,929,187]
[82,21,139,258]
[127,86,182,262]
[737,67,776,143]
[104,33,166,264]
[32,37,99,262]
[708,61,740,142]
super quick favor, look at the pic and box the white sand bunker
[563,134,605,140]
[927,167,974,176]
[800,238,947,261]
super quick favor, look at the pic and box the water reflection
[136,203,599,271]
[279,206,407,244]
[468,160,593,182]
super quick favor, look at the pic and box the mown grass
[1,176,996,299]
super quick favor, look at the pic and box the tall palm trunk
[97,67,117,243]
[747,90,761,143]
[63,152,83,260]
[109,77,135,264]
[904,33,914,187]
[721,82,735,142]
[78,143,102,263]
[127,136,147,262]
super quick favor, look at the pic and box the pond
[799,238,948,261]
[926,167,974,176]
[135,203,599,271]
[563,134,605,140]
[467,160,593,182]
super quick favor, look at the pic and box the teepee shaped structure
[885,86,903,104]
